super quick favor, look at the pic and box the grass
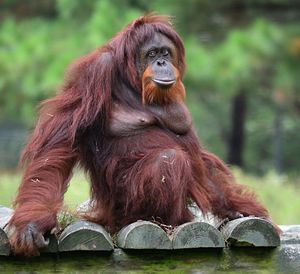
[0,169,299,224]
[233,168,300,225]
[0,170,90,210]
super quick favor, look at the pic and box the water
[0,246,299,274]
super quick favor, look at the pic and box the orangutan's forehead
[141,33,175,52]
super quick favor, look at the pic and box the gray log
[221,217,280,247]
[172,221,225,249]
[0,227,10,256]
[0,206,13,256]
[0,206,13,228]
[0,206,58,254]
[279,225,300,245]
[58,220,114,252]
[42,234,58,253]
[117,220,172,249]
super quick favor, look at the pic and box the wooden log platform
[0,205,293,256]
[117,221,225,250]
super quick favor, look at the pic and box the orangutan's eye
[148,50,157,58]
[162,48,169,56]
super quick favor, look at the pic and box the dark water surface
[0,246,299,274]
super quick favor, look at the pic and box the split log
[280,225,300,245]
[220,217,280,247]
[0,206,14,256]
[58,220,114,252]
[0,206,13,228]
[0,206,13,256]
[117,220,172,249]
[0,226,10,256]
[172,221,225,249]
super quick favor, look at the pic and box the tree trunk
[274,104,284,174]
[228,92,247,167]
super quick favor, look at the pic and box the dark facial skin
[140,33,178,88]
[109,33,192,137]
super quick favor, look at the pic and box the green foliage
[56,0,95,20]
[0,1,143,125]
[187,19,285,98]
[184,19,300,171]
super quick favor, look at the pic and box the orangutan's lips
[152,78,176,87]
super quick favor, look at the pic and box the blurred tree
[0,0,57,19]
[186,19,300,173]
[0,0,141,125]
